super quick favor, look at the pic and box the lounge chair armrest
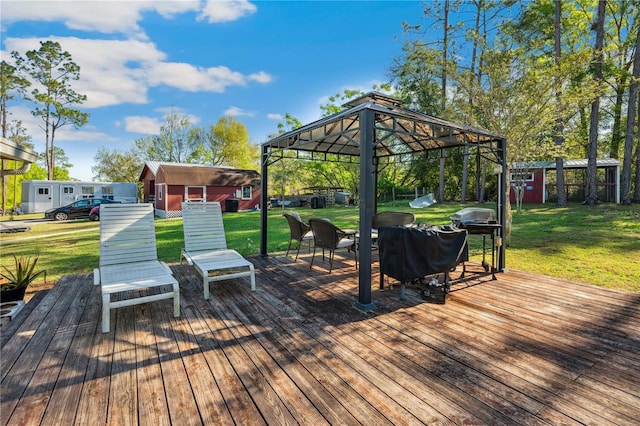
[180,249,194,265]
[159,261,174,275]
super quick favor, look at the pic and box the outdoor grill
[450,207,495,228]
[450,207,501,278]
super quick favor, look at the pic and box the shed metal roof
[158,164,259,186]
[511,158,620,170]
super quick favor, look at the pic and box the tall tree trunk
[634,94,640,202]
[462,0,483,203]
[1,94,6,214]
[554,0,567,206]
[438,0,450,203]
[621,22,639,205]
[610,83,626,159]
[585,0,607,206]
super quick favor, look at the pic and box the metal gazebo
[260,92,507,310]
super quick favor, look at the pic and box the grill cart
[450,208,502,279]
[378,225,468,302]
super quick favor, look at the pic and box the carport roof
[262,92,504,160]
[0,136,38,163]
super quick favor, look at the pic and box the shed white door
[60,185,76,205]
[34,185,53,212]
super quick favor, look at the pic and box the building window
[157,185,163,200]
[510,172,534,182]
[38,187,49,195]
[185,186,205,202]
[102,186,114,200]
[80,186,95,198]
[63,187,74,194]
[241,185,252,200]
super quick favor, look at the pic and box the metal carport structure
[260,92,507,310]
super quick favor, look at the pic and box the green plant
[0,255,45,291]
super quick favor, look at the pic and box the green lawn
[2,202,639,298]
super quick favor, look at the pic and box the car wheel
[89,213,99,221]
[54,212,68,221]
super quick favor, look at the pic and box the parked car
[89,205,100,221]
[45,198,120,221]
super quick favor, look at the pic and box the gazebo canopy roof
[262,92,504,162]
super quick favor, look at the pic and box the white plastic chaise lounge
[94,203,180,333]
[181,202,256,299]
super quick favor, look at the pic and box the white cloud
[1,1,200,38]
[224,106,254,117]
[199,0,257,23]
[5,37,163,107]
[5,36,273,107]
[267,113,283,120]
[7,105,115,149]
[148,62,248,92]
[248,71,273,84]
[125,116,163,134]
[155,107,201,125]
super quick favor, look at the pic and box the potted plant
[0,255,45,303]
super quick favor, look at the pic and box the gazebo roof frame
[260,92,507,311]
[264,92,503,165]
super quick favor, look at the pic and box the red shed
[509,159,620,204]
[139,161,261,218]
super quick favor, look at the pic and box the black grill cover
[379,225,468,282]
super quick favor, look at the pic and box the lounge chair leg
[102,294,110,333]
[249,264,256,291]
[173,284,180,317]
[204,274,210,300]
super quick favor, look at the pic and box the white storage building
[20,180,138,213]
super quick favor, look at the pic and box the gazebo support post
[354,108,376,312]
[260,144,269,257]
[497,137,507,271]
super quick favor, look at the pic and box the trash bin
[311,196,325,209]
[225,198,239,212]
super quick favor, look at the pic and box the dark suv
[45,198,120,221]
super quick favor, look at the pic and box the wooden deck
[2,253,640,425]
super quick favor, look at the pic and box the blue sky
[1,0,426,181]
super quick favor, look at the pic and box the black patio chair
[371,211,416,244]
[283,212,314,260]
[308,218,357,273]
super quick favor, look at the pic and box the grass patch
[1,202,638,297]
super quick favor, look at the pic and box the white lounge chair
[94,203,180,333]
[181,202,256,299]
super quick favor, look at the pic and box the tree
[37,147,71,180]
[92,147,143,182]
[621,22,639,205]
[1,121,33,211]
[16,41,89,180]
[605,1,637,160]
[1,60,31,212]
[194,116,259,170]
[585,0,607,206]
[554,0,568,207]
[268,113,303,203]
[134,113,192,163]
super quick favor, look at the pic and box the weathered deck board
[2,253,640,425]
